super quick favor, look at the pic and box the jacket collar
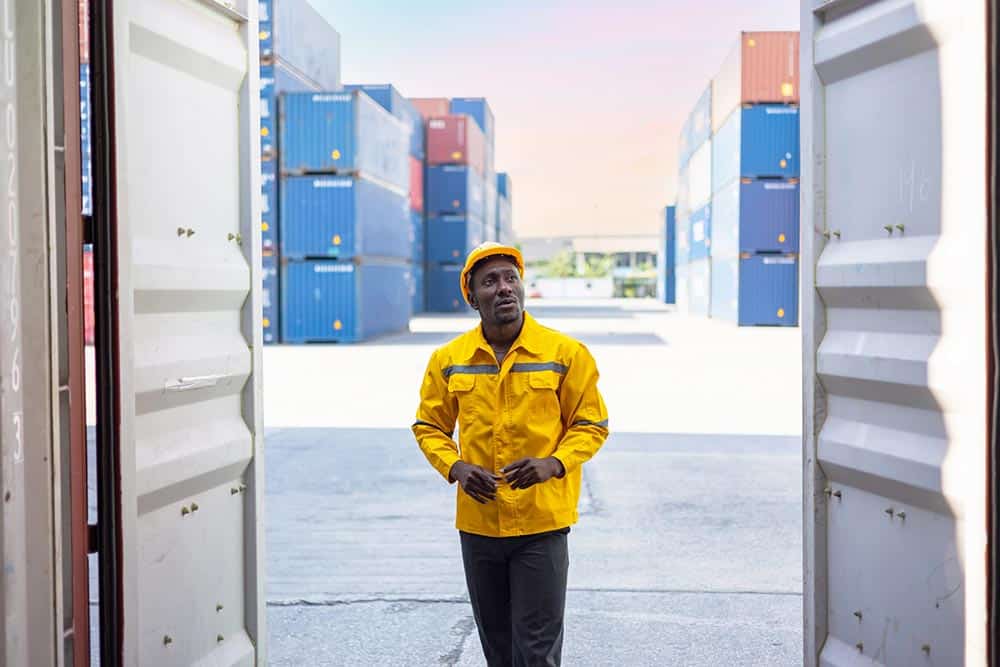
[458,311,544,364]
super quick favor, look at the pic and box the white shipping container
[801,1,990,665]
[687,139,712,213]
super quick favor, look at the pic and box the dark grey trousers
[459,528,569,667]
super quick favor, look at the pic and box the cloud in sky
[310,0,799,237]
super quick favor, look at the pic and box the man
[412,242,609,666]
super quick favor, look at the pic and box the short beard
[494,304,522,324]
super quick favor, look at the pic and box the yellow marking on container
[333,234,342,245]
[263,318,270,328]
[451,151,463,160]
[779,159,787,168]
[781,82,794,97]
[778,233,786,243]
[331,149,341,160]
[747,38,757,47]
[333,320,343,331]
[260,127,269,137]
[777,308,785,319]
[259,31,268,40]
[453,199,461,208]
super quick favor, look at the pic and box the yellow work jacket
[413,312,609,537]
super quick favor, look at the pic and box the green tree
[582,254,614,278]
[539,249,578,278]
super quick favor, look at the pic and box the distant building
[519,234,659,298]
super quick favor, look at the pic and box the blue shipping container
[260,60,320,158]
[661,206,676,304]
[280,175,410,260]
[688,203,712,261]
[280,91,410,193]
[712,104,800,191]
[261,161,278,254]
[426,165,485,219]
[496,172,512,199]
[451,98,495,176]
[259,0,341,90]
[345,84,424,159]
[80,64,92,216]
[426,263,472,313]
[678,85,712,167]
[410,210,425,264]
[263,255,280,344]
[687,258,711,317]
[711,179,800,258]
[410,263,425,314]
[484,183,498,243]
[711,255,799,326]
[426,215,485,264]
[281,259,412,343]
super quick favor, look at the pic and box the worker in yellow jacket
[413,242,609,667]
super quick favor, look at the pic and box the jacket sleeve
[412,350,462,483]
[552,343,609,474]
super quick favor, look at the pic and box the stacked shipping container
[278,90,413,343]
[657,206,677,305]
[424,103,489,312]
[257,0,340,343]
[673,31,800,326]
[709,31,800,326]
[496,173,514,246]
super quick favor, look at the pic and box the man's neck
[482,314,525,363]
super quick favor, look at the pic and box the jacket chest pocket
[515,372,562,420]
[449,374,480,417]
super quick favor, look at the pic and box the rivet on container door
[177,227,186,237]
[163,635,173,646]
[856,642,863,653]
[895,224,905,234]
[217,634,225,643]
[833,231,841,239]
[217,604,224,612]
[883,225,894,235]
[922,644,931,655]
[897,511,906,520]
[833,490,842,499]
[853,610,862,621]
[181,506,190,516]
[884,507,894,518]
[231,487,240,495]
[191,503,199,512]
[186,229,195,237]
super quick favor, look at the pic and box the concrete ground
[262,299,804,666]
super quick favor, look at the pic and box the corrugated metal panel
[280,175,410,260]
[426,115,486,175]
[687,139,712,211]
[281,259,411,343]
[687,258,711,316]
[409,157,424,212]
[410,210,425,264]
[113,0,266,660]
[677,163,691,220]
[712,105,800,191]
[426,263,471,313]
[260,58,320,161]
[345,84,424,159]
[279,91,410,193]
[679,85,712,167]
[688,203,712,261]
[426,165,486,219]
[675,212,691,266]
[426,216,485,263]
[259,0,341,89]
[261,162,277,254]
[712,179,800,257]
[484,181,498,243]
[262,255,280,344]
[410,97,450,120]
[802,1,987,665]
[450,98,495,144]
[410,264,426,314]
[712,31,800,131]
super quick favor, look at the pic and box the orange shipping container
[409,156,424,212]
[426,115,485,175]
[83,247,95,345]
[79,0,89,63]
[711,31,799,132]
[410,97,450,121]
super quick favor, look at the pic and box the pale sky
[310,0,799,237]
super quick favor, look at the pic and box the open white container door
[801,1,989,665]
[110,0,266,662]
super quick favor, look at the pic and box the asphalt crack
[267,595,469,607]
[438,615,477,666]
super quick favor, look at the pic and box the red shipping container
[712,31,799,131]
[409,157,424,212]
[410,97,450,121]
[83,247,95,345]
[79,0,89,63]
[426,115,485,175]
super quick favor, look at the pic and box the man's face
[469,256,525,325]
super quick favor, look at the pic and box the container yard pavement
[263,299,803,666]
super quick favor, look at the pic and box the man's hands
[450,462,501,504]
[502,457,564,490]
[451,457,566,502]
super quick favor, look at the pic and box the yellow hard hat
[460,242,524,304]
